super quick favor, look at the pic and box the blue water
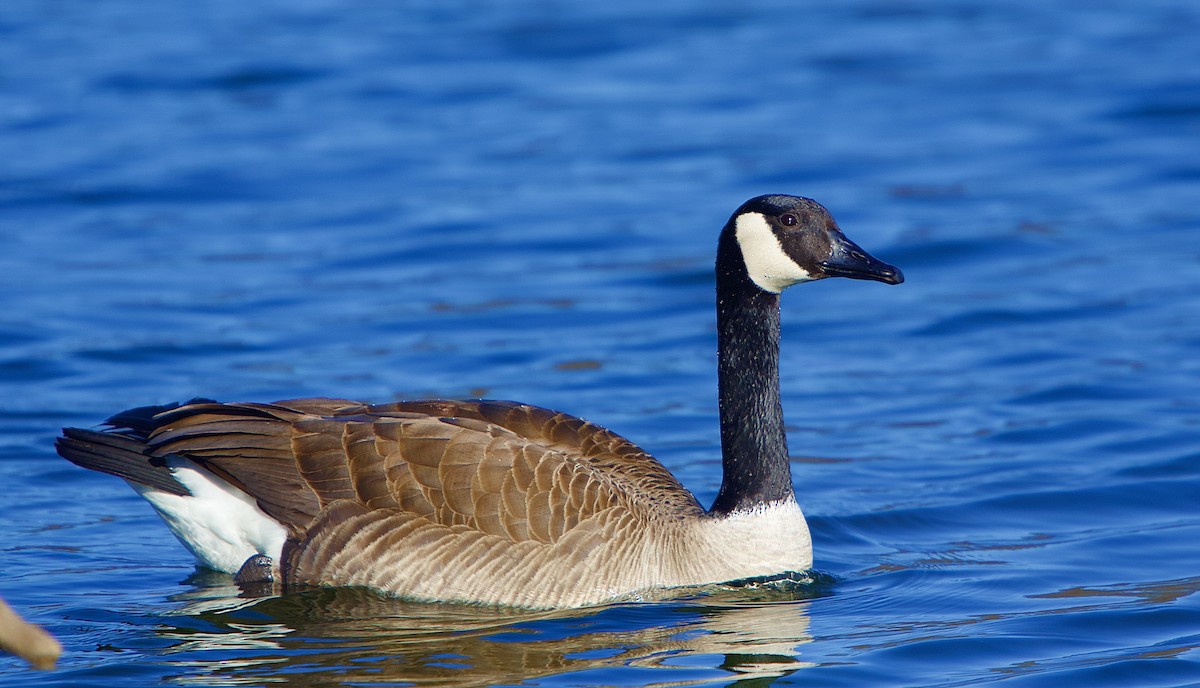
[3,0,1200,685]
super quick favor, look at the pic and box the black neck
[708,231,795,515]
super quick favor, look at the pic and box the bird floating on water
[56,194,903,608]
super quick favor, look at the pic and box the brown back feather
[140,398,703,545]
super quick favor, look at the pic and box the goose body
[56,195,902,608]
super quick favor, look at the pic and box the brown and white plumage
[56,195,903,608]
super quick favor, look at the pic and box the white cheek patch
[734,213,815,293]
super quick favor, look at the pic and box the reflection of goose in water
[159,577,824,686]
[57,195,901,608]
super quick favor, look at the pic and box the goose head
[723,194,904,293]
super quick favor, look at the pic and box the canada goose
[56,194,902,608]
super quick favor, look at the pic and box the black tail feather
[56,428,189,496]
[104,398,219,437]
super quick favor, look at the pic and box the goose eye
[780,213,798,227]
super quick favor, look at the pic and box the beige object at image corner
[0,596,61,670]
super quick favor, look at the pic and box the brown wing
[143,398,703,544]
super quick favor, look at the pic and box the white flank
[128,457,287,573]
[734,212,815,293]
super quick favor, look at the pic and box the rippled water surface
[3,1,1200,685]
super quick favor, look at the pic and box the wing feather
[95,397,704,582]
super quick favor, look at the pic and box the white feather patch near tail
[129,457,287,573]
